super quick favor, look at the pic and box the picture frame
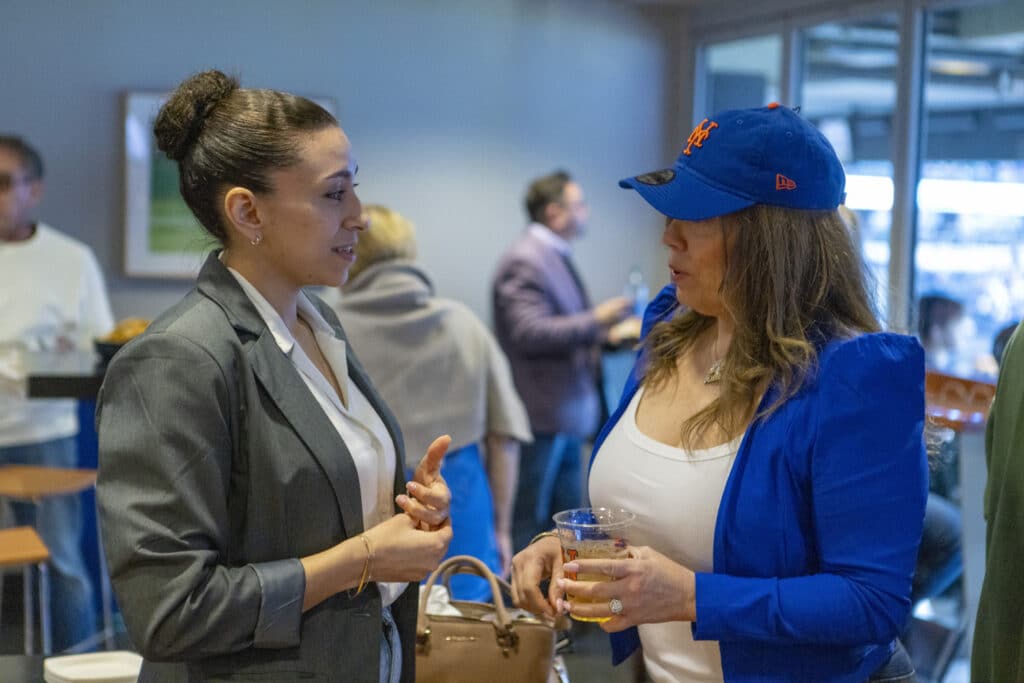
[122,91,337,279]
[123,92,211,278]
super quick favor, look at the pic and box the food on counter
[100,318,150,345]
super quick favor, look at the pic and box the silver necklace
[704,336,724,384]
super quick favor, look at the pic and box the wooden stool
[0,465,114,651]
[0,525,52,654]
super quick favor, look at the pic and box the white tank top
[589,386,741,683]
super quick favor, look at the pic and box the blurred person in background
[330,204,532,600]
[96,71,451,681]
[972,322,1024,682]
[992,321,1018,367]
[0,135,113,651]
[492,170,637,553]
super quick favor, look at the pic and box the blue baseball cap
[618,103,845,221]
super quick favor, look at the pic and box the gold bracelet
[529,530,559,546]
[350,534,374,597]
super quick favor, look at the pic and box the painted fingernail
[396,494,409,505]
[562,562,578,573]
[406,482,419,492]
[556,579,566,589]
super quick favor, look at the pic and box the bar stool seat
[0,466,97,499]
[0,525,52,654]
[0,465,114,652]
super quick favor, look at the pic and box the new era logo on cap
[776,174,797,191]
[618,103,846,221]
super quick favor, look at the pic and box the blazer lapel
[195,252,365,539]
[249,332,365,539]
[529,234,588,314]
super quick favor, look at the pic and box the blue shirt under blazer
[593,285,928,682]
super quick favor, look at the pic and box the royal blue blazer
[592,285,928,682]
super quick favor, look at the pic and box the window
[702,35,782,115]
[915,6,1024,379]
[798,16,900,323]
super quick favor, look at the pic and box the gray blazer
[491,230,602,438]
[96,253,416,682]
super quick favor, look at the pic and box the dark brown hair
[153,70,337,242]
[0,136,44,180]
[643,204,880,448]
[524,170,571,224]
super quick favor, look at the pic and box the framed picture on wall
[122,91,337,279]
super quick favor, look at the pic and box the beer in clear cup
[553,507,635,623]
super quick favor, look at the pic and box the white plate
[43,651,143,683]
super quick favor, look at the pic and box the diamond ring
[609,597,624,616]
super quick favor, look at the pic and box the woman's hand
[510,535,563,619]
[558,545,697,632]
[397,435,452,531]
[363,512,453,583]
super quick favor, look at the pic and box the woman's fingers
[406,479,451,512]
[557,576,618,602]
[395,493,448,527]
[415,435,451,485]
[563,558,628,579]
[546,558,565,615]
[405,436,452,531]
[510,543,560,619]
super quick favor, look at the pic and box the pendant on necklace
[704,359,724,385]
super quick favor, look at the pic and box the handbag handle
[436,557,513,597]
[416,555,517,652]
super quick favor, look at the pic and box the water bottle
[625,265,649,317]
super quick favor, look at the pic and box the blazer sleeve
[693,334,928,645]
[96,331,305,661]
[493,256,601,354]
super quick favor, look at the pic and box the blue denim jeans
[0,437,97,651]
[512,433,582,553]
[379,604,401,683]
[868,638,916,682]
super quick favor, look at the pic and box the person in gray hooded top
[330,204,532,598]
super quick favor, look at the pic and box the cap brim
[618,163,755,221]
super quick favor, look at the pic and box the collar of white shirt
[528,222,571,256]
[224,266,349,407]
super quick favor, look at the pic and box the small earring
[250,232,263,247]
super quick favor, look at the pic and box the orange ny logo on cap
[683,118,719,156]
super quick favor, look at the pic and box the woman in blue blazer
[511,104,927,682]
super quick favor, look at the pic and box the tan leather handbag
[415,555,568,683]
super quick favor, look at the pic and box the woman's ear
[223,187,262,244]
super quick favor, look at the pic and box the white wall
[4,0,684,322]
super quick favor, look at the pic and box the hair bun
[153,70,239,161]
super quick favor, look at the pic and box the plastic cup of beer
[552,507,635,623]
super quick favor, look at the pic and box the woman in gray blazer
[96,70,452,682]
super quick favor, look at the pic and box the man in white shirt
[0,135,114,651]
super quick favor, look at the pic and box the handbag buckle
[416,626,431,653]
[495,626,519,656]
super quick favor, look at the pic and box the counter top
[24,350,106,400]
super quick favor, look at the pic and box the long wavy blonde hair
[642,204,881,449]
